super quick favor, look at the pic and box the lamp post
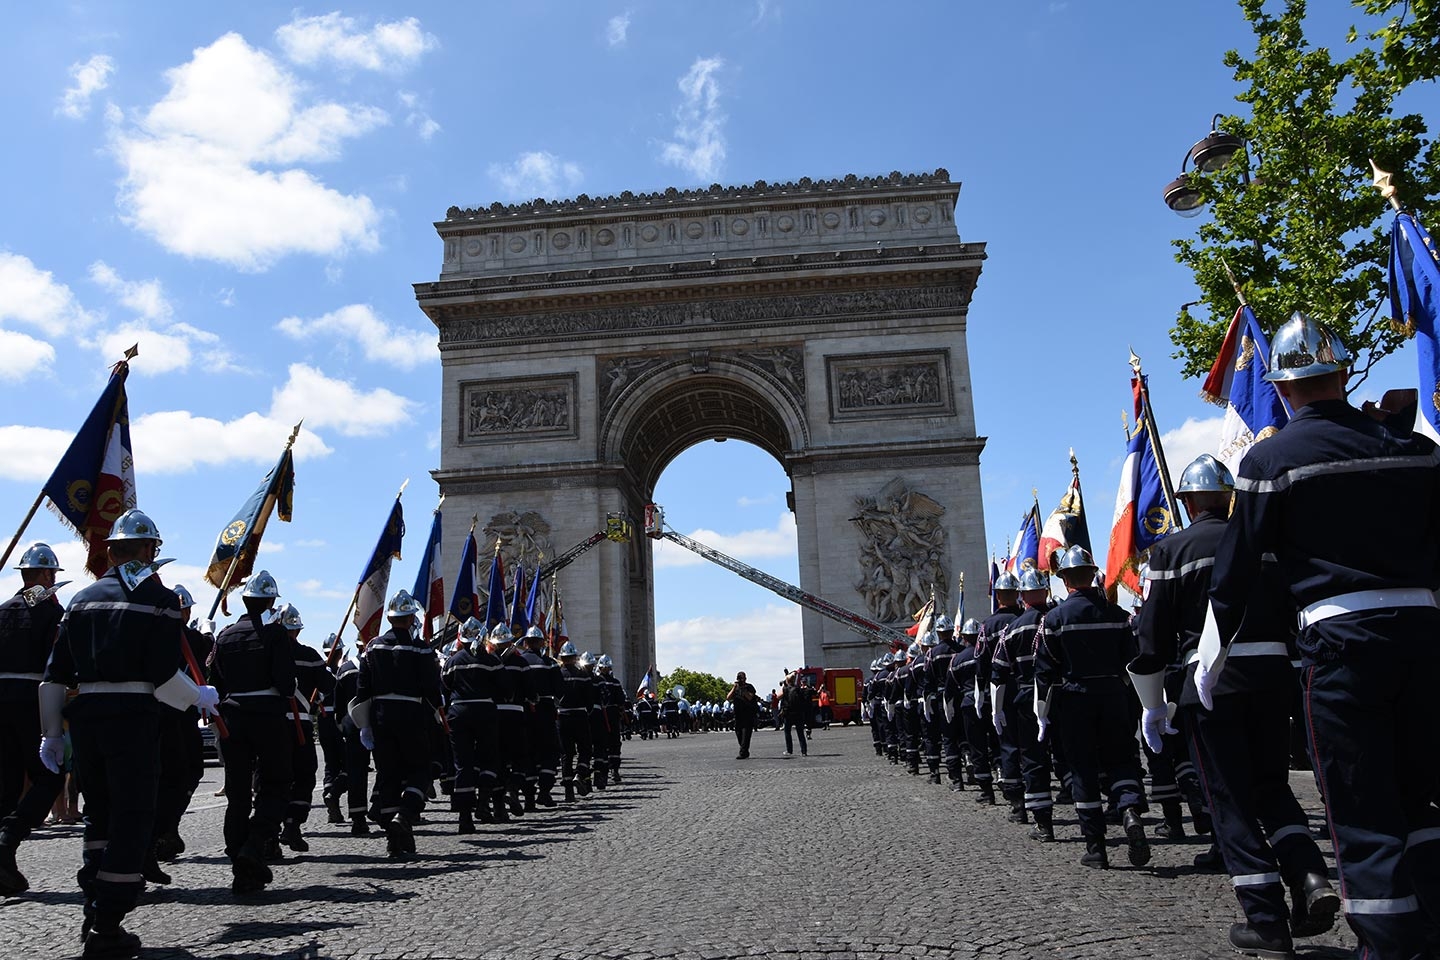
[1162,114,1249,216]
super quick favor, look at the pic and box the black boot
[974,783,996,805]
[523,787,537,812]
[1193,843,1224,871]
[384,817,414,859]
[1187,793,1213,835]
[1079,839,1109,869]
[1227,922,1295,960]
[594,769,608,790]
[325,799,345,825]
[234,837,273,887]
[577,776,592,797]
[152,831,183,862]
[82,926,142,958]
[874,743,883,756]
[491,794,509,822]
[1028,807,1054,842]
[280,820,309,852]
[141,854,171,886]
[457,810,475,835]
[350,817,369,837]
[512,791,528,816]
[0,842,28,896]
[611,767,622,784]
[928,769,942,785]
[564,783,576,803]
[262,837,284,862]
[1154,799,1185,840]
[1289,872,1340,937]
[1007,797,1028,824]
[1122,808,1151,867]
[536,788,556,808]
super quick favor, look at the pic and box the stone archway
[418,169,988,683]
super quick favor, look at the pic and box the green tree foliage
[655,666,730,703]
[1171,0,1439,391]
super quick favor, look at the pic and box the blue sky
[0,1,1418,692]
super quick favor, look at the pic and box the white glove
[359,727,375,751]
[1140,705,1176,755]
[40,736,65,774]
[943,696,955,724]
[884,701,895,722]
[922,699,933,722]
[992,703,1006,735]
[194,685,220,717]
[202,619,217,637]
[1193,602,1229,711]
[1036,715,1050,742]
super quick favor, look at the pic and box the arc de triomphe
[415,169,988,685]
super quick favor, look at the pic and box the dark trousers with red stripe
[0,695,65,846]
[1300,612,1440,959]
[153,705,204,841]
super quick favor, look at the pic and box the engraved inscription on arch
[826,350,953,422]
[460,374,576,444]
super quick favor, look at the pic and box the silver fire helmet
[16,543,62,571]
[579,651,596,668]
[278,602,304,630]
[881,652,896,666]
[597,654,613,669]
[1019,568,1050,593]
[172,583,195,609]
[489,624,515,645]
[1056,545,1098,574]
[460,617,486,641]
[524,626,545,640]
[106,508,161,543]
[919,631,938,648]
[1176,453,1236,495]
[994,571,1022,592]
[933,614,954,634]
[959,618,982,637]
[241,570,280,599]
[558,641,579,658]
[907,641,922,660]
[1263,312,1353,382]
[386,589,422,619]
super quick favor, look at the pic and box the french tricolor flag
[1200,305,1289,473]
[411,505,444,642]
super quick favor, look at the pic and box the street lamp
[1163,114,1248,216]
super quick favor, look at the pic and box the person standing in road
[781,672,810,757]
[726,671,757,759]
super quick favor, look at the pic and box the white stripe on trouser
[1343,896,1419,915]
[1268,824,1309,844]
[1075,801,1104,810]
[1110,779,1140,791]
[1407,828,1440,847]
[381,806,402,814]
[1232,872,1282,887]
[403,787,425,797]
[96,870,143,883]
[1024,792,1050,799]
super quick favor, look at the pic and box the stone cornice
[441,169,954,226]
[786,438,989,474]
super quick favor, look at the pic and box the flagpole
[204,420,303,622]
[1128,350,1184,531]
[0,345,140,571]
[332,478,408,653]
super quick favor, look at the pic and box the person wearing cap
[490,624,532,820]
[947,619,994,803]
[351,589,441,858]
[1133,453,1338,958]
[595,655,625,782]
[726,670,758,759]
[980,569,1025,815]
[441,618,502,833]
[1034,545,1150,870]
[0,543,68,898]
[993,567,1062,841]
[278,603,331,856]
[40,509,220,956]
[519,626,562,808]
[149,584,215,875]
[1204,313,1440,960]
[781,670,811,757]
[210,568,295,895]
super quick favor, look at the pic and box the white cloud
[1159,416,1223,478]
[737,493,777,508]
[294,577,351,600]
[654,512,797,569]
[0,331,57,382]
[58,54,115,119]
[0,252,96,332]
[110,33,385,271]
[657,604,803,691]
[659,56,726,182]
[294,539,327,548]
[276,303,436,369]
[259,541,285,554]
[276,13,437,73]
[88,262,240,375]
[130,408,334,473]
[487,151,583,201]
[606,12,631,47]
[0,425,73,481]
[269,362,416,437]
[89,261,171,321]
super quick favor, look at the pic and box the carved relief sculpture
[479,510,557,608]
[827,351,953,422]
[461,376,575,443]
[852,478,949,624]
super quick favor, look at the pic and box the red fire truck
[795,666,865,725]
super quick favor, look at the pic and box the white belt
[558,707,588,714]
[78,681,154,695]
[497,703,524,712]
[450,698,493,705]
[285,712,312,721]
[229,688,283,697]
[1298,588,1438,630]
[0,672,43,682]
[1184,641,1290,666]
[375,694,423,703]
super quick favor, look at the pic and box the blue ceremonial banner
[483,546,507,630]
[412,507,444,642]
[1205,305,1289,472]
[449,531,480,623]
[1390,212,1440,433]
[204,447,295,596]
[509,564,529,634]
[988,560,1000,614]
[524,566,541,627]
[1007,508,1039,573]
[354,498,404,644]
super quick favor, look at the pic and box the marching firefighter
[926,616,965,790]
[993,567,1061,841]
[150,584,214,874]
[0,543,68,897]
[317,634,348,825]
[519,626,561,808]
[351,590,440,859]
[596,654,625,782]
[279,603,331,855]
[947,618,994,803]
[556,642,594,801]
[442,617,502,833]
[1034,545,1149,869]
[915,630,943,784]
[332,641,370,836]
[210,569,295,895]
[982,570,1025,817]
[493,625,532,820]
[581,652,611,789]
[41,509,219,956]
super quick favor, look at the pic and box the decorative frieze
[826,350,953,422]
[852,477,950,623]
[459,375,576,444]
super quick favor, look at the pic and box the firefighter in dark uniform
[442,617,501,833]
[350,589,440,859]
[895,644,922,773]
[0,542,67,897]
[1133,452,1339,958]
[332,643,369,835]
[947,620,995,803]
[556,642,594,802]
[1034,545,1149,869]
[520,627,561,807]
[634,692,657,740]
[925,616,962,788]
[316,634,348,825]
[981,570,1024,817]
[581,652,611,789]
[994,567,1060,842]
[40,509,219,957]
[210,569,295,894]
[596,654,624,782]
[492,624,531,819]
[915,630,944,784]
[150,584,214,873]
[882,652,904,762]
[865,658,886,756]
[278,603,330,855]
[1204,315,1440,960]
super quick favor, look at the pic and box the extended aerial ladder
[643,503,911,649]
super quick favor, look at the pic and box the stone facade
[417,169,988,680]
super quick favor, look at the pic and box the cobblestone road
[1,725,1353,960]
